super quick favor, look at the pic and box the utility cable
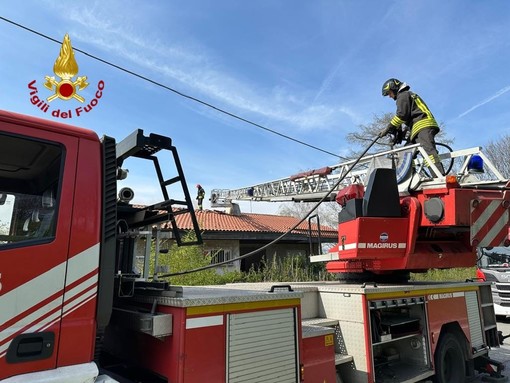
[0,16,345,160]
[0,16,366,277]
[159,135,380,278]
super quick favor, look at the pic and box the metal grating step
[302,317,339,327]
[335,353,353,365]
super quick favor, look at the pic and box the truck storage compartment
[369,297,433,383]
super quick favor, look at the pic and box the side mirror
[0,193,6,206]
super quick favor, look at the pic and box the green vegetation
[152,235,242,286]
[241,256,333,283]
[150,233,477,285]
[410,267,477,282]
[150,234,330,285]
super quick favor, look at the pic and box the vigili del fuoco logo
[27,33,105,119]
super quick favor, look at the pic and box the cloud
[312,3,398,104]
[62,4,357,132]
[456,85,510,119]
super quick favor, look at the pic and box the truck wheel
[434,332,465,383]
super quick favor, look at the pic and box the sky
[0,1,509,214]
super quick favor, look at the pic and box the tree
[345,112,394,156]
[345,112,453,158]
[278,201,338,229]
[484,135,510,178]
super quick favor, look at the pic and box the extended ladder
[210,144,508,207]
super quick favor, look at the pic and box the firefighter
[196,184,205,211]
[379,78,445,177]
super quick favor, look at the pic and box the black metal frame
[116,129,202,246]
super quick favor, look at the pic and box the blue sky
[1,1,510,213]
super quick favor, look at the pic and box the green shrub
[151,233,240,285]
[152,235,332,285]
[234,255,333,283]
[410,267,477,282]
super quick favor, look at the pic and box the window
[0,133,63,247]
[0,194,14,237]
[208,248,234,265]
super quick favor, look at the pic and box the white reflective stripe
[66,243,100,285]
[309,253,339,262]
[477,212,508,246]
[64,291,97,318]
[481,211,508,246]
[0,263,65,329]
[39,288,98,337]
[313,242,407,259]
[342,243,406,250]
[0,244,99,328]
[472,200,509,246]
[0,243,100,358]
[0,294,63,355]
[63,286,97,316]
[186,315,223,329]
[0,310,62,358]
[62,273,98,308]
[0,278,98,357]
[472,200,499,229]
[0,285,98,358]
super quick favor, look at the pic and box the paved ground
[467,317,510,383]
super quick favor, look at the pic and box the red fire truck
[0,110,508,383]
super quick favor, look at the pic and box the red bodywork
[0,111,101,380]
[104,301,302,383]
[327,184,510,274]
[301,332,336,382]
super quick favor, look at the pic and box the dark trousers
[412,128,445,177]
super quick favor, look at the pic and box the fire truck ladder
[210,144,508,207]
[116,129,202,245]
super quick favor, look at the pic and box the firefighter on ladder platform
[379,78,445,177]
[196,183,205,210]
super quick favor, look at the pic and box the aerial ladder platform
[211,144,508,207]
[211,144,510,279]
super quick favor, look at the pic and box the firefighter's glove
[378,125,394,138]
[392,128,404,145]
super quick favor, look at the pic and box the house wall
[154,227,335,274]
[203,240,320,273]
[203,239,240,273]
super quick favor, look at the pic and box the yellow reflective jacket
[389,90,439,140]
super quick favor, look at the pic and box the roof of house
[166,209,338,239]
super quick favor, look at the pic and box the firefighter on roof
[196,184,205,210]
[380,78,445,177]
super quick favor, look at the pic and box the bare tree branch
[344,112,453,159]
[485,135,510,178]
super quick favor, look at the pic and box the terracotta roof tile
[167,209,337,239]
